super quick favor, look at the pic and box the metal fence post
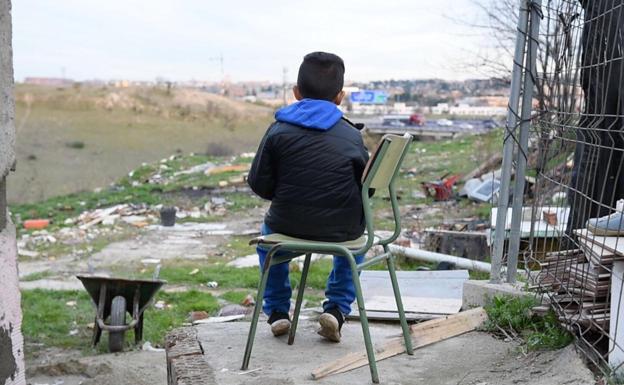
[506,0,542,283]
[491,0,531,283]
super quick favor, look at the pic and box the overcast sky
[12,1,496,83]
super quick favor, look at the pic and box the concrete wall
[0,1,25,384]
[0,0,15,177]
[0,220,25,385]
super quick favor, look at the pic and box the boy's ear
[333,90,346,106]
[293,86,303,101]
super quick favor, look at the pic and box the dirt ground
[25,347,166,385]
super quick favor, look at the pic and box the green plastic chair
[241,133,414,383]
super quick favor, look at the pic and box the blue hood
[275,99,343,131]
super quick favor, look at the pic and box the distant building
[430,102,506,116]
[23,77,73,86]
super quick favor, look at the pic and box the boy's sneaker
[318,308,344,343]
[587,211,624,236]
[268,312,291,336]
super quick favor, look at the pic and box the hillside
[9,84,273,203]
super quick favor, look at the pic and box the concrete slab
[462,279,528,309]
[167,318,595,385]
[170,319,508,385]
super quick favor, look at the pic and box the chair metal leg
[288,253,311,345]
[386,249,414,355]
[348,252,380,384]
[241,246,277,370]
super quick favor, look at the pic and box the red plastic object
[23,219,50,230]
[421,174,459,201]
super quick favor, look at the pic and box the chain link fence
[496,0,624,377]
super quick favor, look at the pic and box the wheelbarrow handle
[96,318,138,332]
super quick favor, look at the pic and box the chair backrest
[357,133,413,253]
[362,133,412,190]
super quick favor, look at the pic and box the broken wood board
[461,153,503,182]
[348,270,468,321]
[192,314,245,324]
[312,307,487,380]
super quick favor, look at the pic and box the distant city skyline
[13,1,500,83]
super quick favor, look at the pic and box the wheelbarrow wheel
[109,295,126,352]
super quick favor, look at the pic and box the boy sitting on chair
[248,52,369,342]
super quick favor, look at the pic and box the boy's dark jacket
[248,99,369,242]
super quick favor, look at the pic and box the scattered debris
[142,341,165,352]
[188,311,209,322]
[18,248,40,258]
[423,229,489,261]
[543,210,558,226]
[218,304,250,317]
[421,174,459,201]
[467,178,500,203]
[173,162,216,177]
[188,268,199,275]
[206,281,219,288]
[226,254,259,268]
[205,163,250,176]
[241,294,255,307]
[24,219,50,230]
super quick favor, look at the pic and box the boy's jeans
[257,223,364,316]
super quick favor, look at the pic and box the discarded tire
[160,207,177,227]
[109,295,127,352]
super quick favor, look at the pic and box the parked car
[459,123,474,130]
[483,119,499,129]
[388,119,406,127]
[437,119,453,126]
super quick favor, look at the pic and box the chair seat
[250,233,372,251]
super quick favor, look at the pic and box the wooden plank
[311,307,487,380]
[575,229,624,258]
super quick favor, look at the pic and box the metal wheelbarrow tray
[76,274,166,352]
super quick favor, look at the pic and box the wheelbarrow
[76,274,166,352]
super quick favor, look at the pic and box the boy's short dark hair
[297,52,345,101]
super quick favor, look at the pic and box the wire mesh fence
[501,0,624,377]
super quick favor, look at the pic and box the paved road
[350,116,498,136]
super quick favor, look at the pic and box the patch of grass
[65,140,85,149]
[484,295,573,351]
[468,270,490,280]
[21,289,94,350]
[21,271,55,282]
[21,288,219,352]
[220,290,252,304]
[227,192,262,212]
[126,259,334,291]
[606,371,624,385]
[223,236,255,258]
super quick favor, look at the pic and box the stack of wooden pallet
[574,228,624,266]
[537,249,585,292]
[538,229,622,331]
